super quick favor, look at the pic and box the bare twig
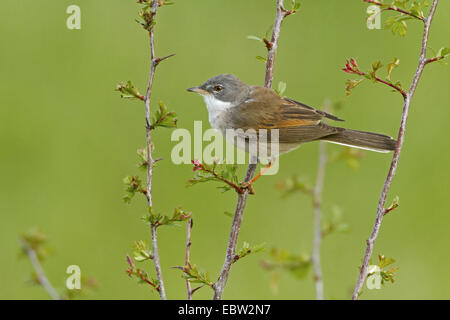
[213,0,291,300]
[19,237,61,300]
[142,0,174,300]
[310,100,333,300]
[312,140,327,300]
[213,159,257,300]
[352,0,439,300]
[185,219,193,300]
[264,0,290,88]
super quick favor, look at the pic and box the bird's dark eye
[213,85,223,93]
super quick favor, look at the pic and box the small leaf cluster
[63,276,98,300]
[384,195,400,215]
[123,175,145,204]
[136,0,175,31]
[385,1,428,36]
[136,1,156,31]
[116,81,178,130]
[151,101,178,129]
[329,147,365,170]
[137,148,149,170]
[321,206,351,237]
[20,228,96,299]
[126,254,160,292]
[144,206,192,228]
[287,0,301,14]
[343,58,405,98]
[275,175,312,198]
[116,81,144,100]
[365,0,429,36]
[188,159,241,193]
[19,228,50,262]
[178,262,214,289]
[234,242,266,262]
[369,254,399,285]
[261,248,312,280]
[428,47,450,65]
[132,240,153,262]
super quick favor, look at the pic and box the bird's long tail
[321,128,397,153]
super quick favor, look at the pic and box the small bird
[187,74,396,186]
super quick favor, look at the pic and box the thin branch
[142,0,173,300]
[213,0,290,300]
[363,0,425,21]
[191,160,246,194]
[185,218,193,300]
[312,135,328,300]
[126,254,160,291]
[150,224,165,298]
[264,0,290,88]
[352,0,439,300]
[19,238,61,300]
[425,55,445,65]
[342,59,407,99]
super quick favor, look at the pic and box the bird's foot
[240,181,255,195]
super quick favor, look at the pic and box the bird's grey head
[187,74,250,104]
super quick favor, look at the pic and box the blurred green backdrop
[1,0,449,300]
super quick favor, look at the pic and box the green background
[1,0,449,300]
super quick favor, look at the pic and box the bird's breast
[202,95,235,131]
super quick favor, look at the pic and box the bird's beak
[187,87,208,95]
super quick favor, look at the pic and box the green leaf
[116,81,143,100]
[389,19,408,36]
[275,175,312,198]
[385,195,400,214]
[151,101,178,129]
[372,60,383,72]
[386,58,400,80]
[261,248,312,280]
[179,262,214,290]
[276,81,287,96]
[224,211,233,218]
[437,47,450,58]
[292,0,301,11]
[236,242,266,261]
[345,79,364,96]
[132,240,153,262]
[247,35,262,42]
[123,175,144,203]
[188,160,240,193]
[256,55,267,63]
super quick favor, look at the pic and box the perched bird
[187,74,396,186]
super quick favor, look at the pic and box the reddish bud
[350,58,358,69]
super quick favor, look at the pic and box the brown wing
[283,98,344,122]
[225,86,344,144]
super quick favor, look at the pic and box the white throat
[202,94,234,129]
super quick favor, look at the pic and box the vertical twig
[311,101,332,300]
[264,0,287,88]
[352,0,439,300]
[213,160,257,300]
[312,141,327,300]
[213,0,290,300]
[142,0,174,300]
[19,238,61,300]
[185,218,193,300]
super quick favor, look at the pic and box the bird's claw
[240,182,255,195]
